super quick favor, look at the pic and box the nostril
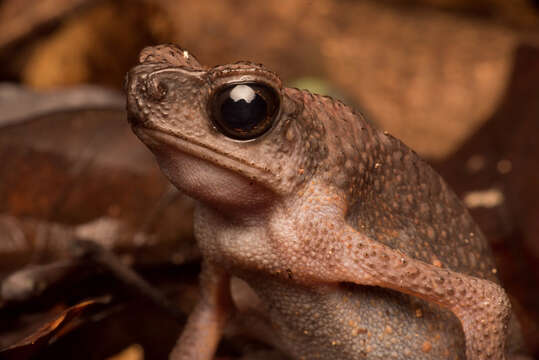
[146,77,168,101]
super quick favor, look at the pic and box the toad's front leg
[169,261,233,360]
[320,225,511,360]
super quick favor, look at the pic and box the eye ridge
[210,82,279,140]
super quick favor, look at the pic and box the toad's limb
[326,225,511,360]
[169,261,232,360]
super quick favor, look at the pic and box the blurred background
[0,0,538,359]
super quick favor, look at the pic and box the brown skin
[125,45,527,360]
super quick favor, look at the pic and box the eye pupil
[221,86,267,132]
[211,83,279,140]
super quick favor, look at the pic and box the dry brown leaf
[0,297,110,360]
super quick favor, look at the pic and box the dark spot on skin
[286,268,293,279]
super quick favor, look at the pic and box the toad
[125,44,527,360]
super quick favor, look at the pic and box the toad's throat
[132,125,270,179]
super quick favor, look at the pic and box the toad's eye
[210,83,279,140]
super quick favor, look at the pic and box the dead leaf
[0,297,110,360]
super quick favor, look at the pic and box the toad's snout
[126,44,205,126]
[125,68,170,125]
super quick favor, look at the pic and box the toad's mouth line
[132,125,271,178]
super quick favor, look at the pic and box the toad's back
[287,89,498,281]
